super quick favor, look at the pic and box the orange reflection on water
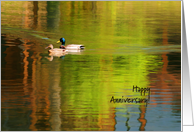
[149,21,181,107]
[138,105,147,131]
[22,40,30,95]
[29,52,38,131]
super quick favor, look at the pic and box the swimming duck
[57,38,85,50]
[45,44,68,53]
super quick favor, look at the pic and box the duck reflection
[45,49,84,61]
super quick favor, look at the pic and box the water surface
[1,1,181,131]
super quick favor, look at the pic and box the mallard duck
[57,38,85,50]
[45,44,68,53]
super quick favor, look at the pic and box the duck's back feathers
[64,44,85,50]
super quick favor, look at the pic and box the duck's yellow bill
[56,40,60,43]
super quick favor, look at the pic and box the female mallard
[45,44,68,53]
[57,38,85,50]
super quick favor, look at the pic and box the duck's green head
[57,38,65,45]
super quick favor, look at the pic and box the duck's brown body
[45,44,68,53]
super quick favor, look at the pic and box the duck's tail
[80,46,85,49]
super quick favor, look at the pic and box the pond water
[1,1,181,131]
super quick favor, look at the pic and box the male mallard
[57,38,85,50]
[45,44,68,53]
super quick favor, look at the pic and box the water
[1,1,181,131]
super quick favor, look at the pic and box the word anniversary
[110,96,148,103]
